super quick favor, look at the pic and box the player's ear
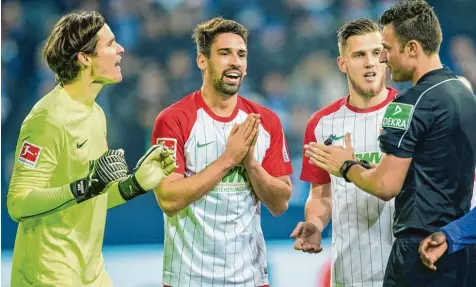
[406,40,418,58]
[337,56,346,73]
[77,52,92,68]
[197,54,207,72]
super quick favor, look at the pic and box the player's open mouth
[364,72,376,81]
[114,59,121,72]
[223,71,241,84]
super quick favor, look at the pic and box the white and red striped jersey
[300,87,398,287]
[152,90,292,287]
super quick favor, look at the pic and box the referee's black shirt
[379,67,476,237]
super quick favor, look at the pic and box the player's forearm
[7,184,76,222]
[155,154,236,217]
[347,165,395,201]
[244,161,291,216]
[440,208,476,254]
[304,196,332,232]
[106,182,127,209]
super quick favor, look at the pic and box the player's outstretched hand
[418,231,448,271]
[224,113,260,165]
[71,149,129,203]
[118,144,178,200]
[290,221,323,254]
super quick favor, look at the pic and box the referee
[308,1,476,286]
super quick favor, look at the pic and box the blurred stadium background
[2,0,476,286]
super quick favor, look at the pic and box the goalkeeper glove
[118,144,177,200]
[70,149,129,203]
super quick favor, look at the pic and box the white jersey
[300,88,398,287]
[152,90,292,287]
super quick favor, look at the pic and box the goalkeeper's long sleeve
[7,183,77,222]
[8,180,127,221]
[107,182,127,209]
[440,207,476,254]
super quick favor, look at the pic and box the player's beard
[347,71,385,99]
[389,66,413,82]
[208,63,242,97]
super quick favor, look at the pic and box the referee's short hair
[380,0,443,55]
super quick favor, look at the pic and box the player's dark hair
[337,18,381,53]
[192,17,248,58]
[379,0,442,55]
[42,11,105,85]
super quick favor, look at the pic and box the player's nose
[117,43,125,55]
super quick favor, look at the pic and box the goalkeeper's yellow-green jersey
[8,85,114,287]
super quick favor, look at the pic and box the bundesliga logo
[18,141,42,168]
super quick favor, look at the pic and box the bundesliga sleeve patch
[18,141,42,167]
[156,137,177,157]
[382,102,414,130]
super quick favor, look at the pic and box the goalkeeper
[7,11,177,287]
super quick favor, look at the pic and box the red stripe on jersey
[300,98,345,184]
[151,91,199,174]
[196,89,242,122]
[239,96,293,177]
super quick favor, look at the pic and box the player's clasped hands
[224,113,260,165]
[290,221,323,254]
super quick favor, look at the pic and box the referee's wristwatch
[339,159,372,182]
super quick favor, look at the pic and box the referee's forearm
[347,165,393,201]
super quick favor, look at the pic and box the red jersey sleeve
[261,112,293,177]
[151,108,189,174]
[300,112,331,184]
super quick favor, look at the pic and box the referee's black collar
[416,67,452,85]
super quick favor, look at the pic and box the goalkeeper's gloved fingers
[95,160,129,183]
[159,147,174,159]
[134,144,165,170]
[134,144,163,169]
[106,148,125,157]
[163,156,178,175]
